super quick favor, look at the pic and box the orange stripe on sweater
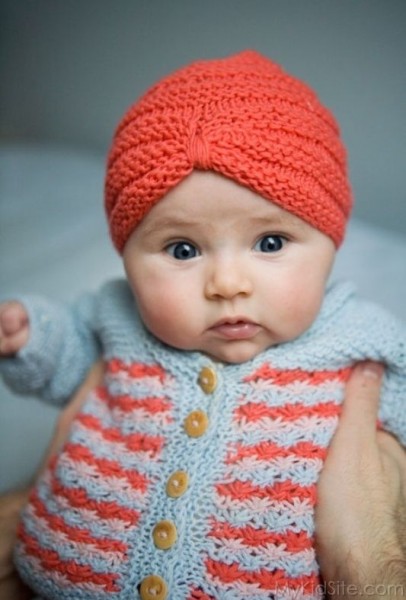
[46,460,140,525]
[30,490,127,553]
[226,440,328,464]
[62,443,149,492]
[76,413,165,454]
[244,364,351,385]
[18,525,120,592]
[235,400,341,423]
[95,386,173,415]
[206,558,319,592]
[216,480,316,504]
[208,519,313,551]
[107,394,172,414]
[107,358,166,382]
[188,588,216,600]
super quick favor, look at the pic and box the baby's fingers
[0,328,29,356]
[0,302,28,335]
[0,302,29,356]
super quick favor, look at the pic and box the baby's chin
[202,340,275,365]
[156,332,282,364]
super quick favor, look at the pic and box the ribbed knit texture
[105,50,352,253]
[2,280,405,599]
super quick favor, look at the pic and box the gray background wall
[0,0,405,234]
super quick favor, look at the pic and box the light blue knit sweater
[1,280,405,600]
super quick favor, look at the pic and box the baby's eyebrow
[140,216,204,236]
[247,213,307,230]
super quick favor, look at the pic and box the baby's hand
[0,302,30,356]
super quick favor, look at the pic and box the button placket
[143,364,219,597]
[183,364,218,437]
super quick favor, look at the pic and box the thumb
[333,361,384,449]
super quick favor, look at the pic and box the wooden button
[139,574,168,600]
[166,470,189,498]
[198,366,217,394]
[184,410,209,437]
[152,520,177,550]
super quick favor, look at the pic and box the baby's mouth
[209,318,260,340]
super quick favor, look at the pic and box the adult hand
[0,361,104,600]
[0,489,32,600]
[315,361,406,597]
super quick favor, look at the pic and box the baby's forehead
[137,170,310,234]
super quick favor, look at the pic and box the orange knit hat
[105,50,352,252]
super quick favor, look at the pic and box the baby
[1,50,405,600]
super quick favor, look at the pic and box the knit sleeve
[378,334,406,446]
[0,291,100,406]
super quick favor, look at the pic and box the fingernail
[360,361,384,379]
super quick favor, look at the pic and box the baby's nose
[204,258,253,300]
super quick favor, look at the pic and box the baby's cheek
[136,286,195,347]
[279,281,324,335]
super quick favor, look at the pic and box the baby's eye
[254,235,285,253]
[165,241,200,260]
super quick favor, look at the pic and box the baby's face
[123,171,335,363]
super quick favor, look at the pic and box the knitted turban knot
[105,50,352,253]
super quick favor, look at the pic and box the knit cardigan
[1,280,406,600]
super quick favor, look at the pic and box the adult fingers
[0,489,33,600]
[34,360,105,477]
